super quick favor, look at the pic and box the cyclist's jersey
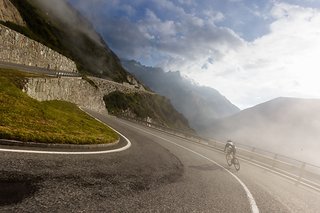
[225,143,236,155]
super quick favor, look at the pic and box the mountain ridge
[121,59,240,132]
[0,0,193,131]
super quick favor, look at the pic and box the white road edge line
[181,137,320,194]
[0,111,131,155]
[175,132,320,194]
[239,157,320,193]
[117,119,259,213]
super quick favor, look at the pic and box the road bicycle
[226,153,240,171]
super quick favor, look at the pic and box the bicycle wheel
[226,154,233,166]
[233,158,240,171]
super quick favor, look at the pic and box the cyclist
[224,140,236,163]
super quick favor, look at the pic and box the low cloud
[33,0,104,46]
[69,0,244,65]
[188,3,320,108]
[69,0,320,108]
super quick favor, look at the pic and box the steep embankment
[2,0,134,83]
[24,77,106,113]
[0,68,118,144]
[104,91,194,132]
[24,76,193,132]
[206,97,320,164]
[0,24,77,71]
[122,60,240,132]
[24,76,147,113]
[0,0,194,131]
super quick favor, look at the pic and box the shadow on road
[189,164,223,172]
[0,172,39,206]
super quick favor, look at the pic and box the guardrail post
[296,162,306,185]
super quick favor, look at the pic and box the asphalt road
[0,61,79,76]
[0,111,319,212]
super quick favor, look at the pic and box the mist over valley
[205,97,320,165]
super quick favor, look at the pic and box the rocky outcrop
[0,0,25,26]
[23,76,192,131]
[90,77,149,95]
[25,77,106,113]
[0,24,77,72]
[122,59,240,132]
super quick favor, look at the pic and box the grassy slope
[0,68,118,144]
[104,91,194,132]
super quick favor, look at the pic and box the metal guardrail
[0,60,81,77]
[119,116,320,192]
[54,71,81,77]
[118,116,201,139]
[4,59,317,190]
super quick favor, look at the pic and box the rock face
[122,59,240,132]
[24,76,193,131]
[90,77,148,95]
[25,77,106,113]
[0,0,25,26]
[0,24,77,72]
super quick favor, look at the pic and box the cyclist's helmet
[227,140,234,145]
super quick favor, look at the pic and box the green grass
[0,68,119,144]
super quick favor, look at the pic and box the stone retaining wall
[24,76,153,114]
[0,24,77,72]
[90,77,151,95]
[25,77,106,113]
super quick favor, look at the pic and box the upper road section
[0,60,80,77]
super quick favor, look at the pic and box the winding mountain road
[0,111,319,212]
[0,60,79,76]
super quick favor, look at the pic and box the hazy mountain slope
[121,59,240,132]
[4,0,133,82]
[205,97,320,164]
[0,1,193,131]
[104,91,194,132]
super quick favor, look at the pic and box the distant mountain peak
[121,59,240,132]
